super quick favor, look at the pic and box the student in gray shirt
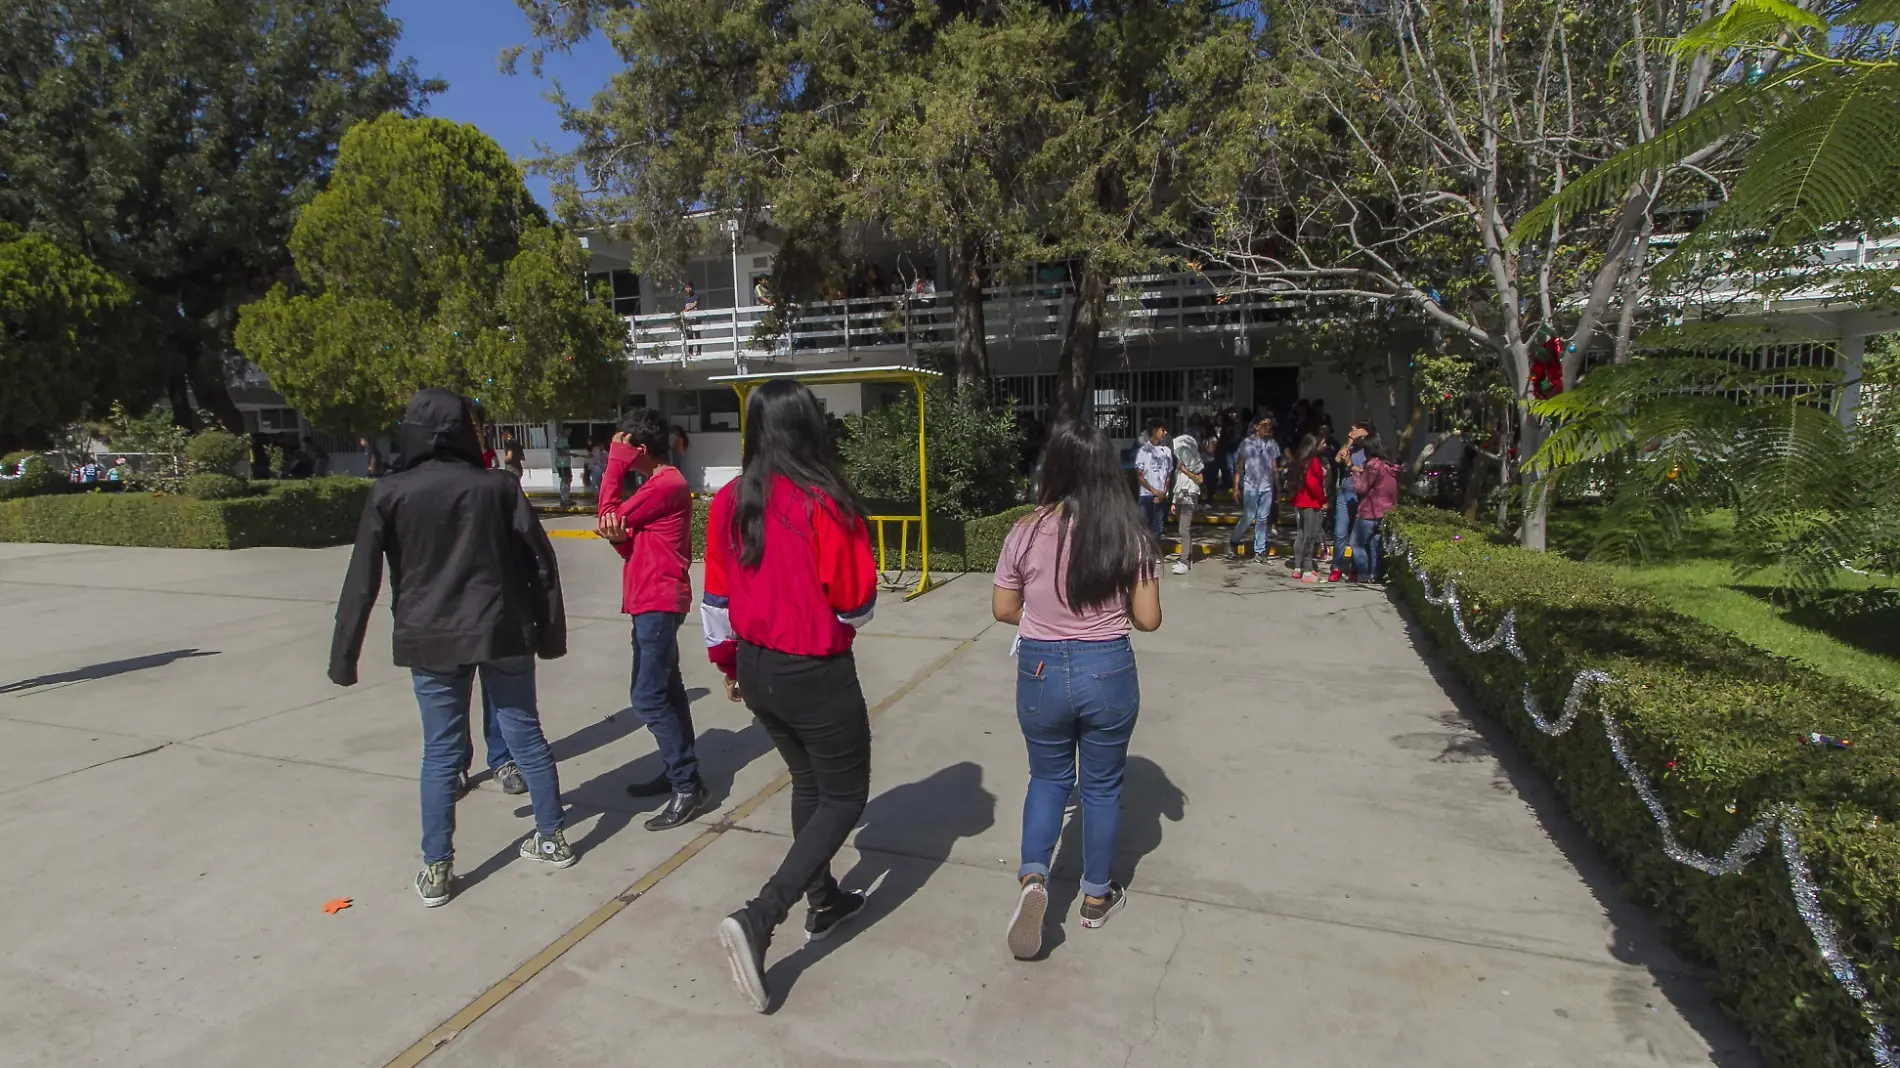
[1229,415,1283,559]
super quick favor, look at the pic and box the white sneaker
[1171,561,1190,575]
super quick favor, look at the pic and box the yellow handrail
[719,366,941,601]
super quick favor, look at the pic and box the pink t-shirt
[995,511,1144,642]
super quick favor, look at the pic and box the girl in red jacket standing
[704,380,878,1012]
[1290,433,1329,583]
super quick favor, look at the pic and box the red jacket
[598,446,693,616]
[1291,456,1328,509]
[701,476,877,677]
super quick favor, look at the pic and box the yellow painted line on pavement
[384,634,980,1068]
[545,529,599,539]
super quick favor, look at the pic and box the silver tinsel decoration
[1780,820,1896,1066]
[1520,670,1615,735]
[1400,542,1894,1067]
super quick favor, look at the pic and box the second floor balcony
[624,272,1303,367]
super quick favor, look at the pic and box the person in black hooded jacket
[328,388,576,907]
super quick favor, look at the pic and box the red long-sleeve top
[597,444,693,616]
[701,476,878,678]
[1292,456,1328,509]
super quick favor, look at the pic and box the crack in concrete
[1123,905,1188,1068]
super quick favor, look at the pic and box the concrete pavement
[0,532,1757,1067]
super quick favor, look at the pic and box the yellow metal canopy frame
[710,365,943,601]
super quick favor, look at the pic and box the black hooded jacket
[328,389,566,685]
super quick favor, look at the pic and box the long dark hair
[731,380,865,568]
[1360,433,1389,463]
[1026,420,1157,612]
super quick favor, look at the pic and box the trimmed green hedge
[677,499,1034,572]
[0,477,371,549]
[1386,506,1900,1068]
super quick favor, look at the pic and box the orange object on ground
[322,898,353,915]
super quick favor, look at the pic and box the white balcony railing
[624,272,1304,366]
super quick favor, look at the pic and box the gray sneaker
[416,860,452,907]
[1007,875,1049,959]
[494,761,527,795]
[1079,882,1127,928]
[519,829,577,869]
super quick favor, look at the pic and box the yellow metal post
[906,373,936,601]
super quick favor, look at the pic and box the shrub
[186,430,250,476]
[840,383,1028,520]
[182,473,259,501]
[0,451,67,501]
[1384,506,1900,1068]
[0,477,371,548]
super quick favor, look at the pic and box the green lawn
[1551,509,1900,702]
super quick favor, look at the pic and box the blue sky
[388,0,621,207]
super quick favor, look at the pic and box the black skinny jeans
[735,641,872,932]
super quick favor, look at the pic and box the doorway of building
[1253,367,1300,432]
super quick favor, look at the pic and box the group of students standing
[1133,408,1400,583]
[327,381,1167,1013]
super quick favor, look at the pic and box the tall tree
[785,3,1070,390]
[0,224,131,449]
[1043,0,1260,423]
[1187,0,1732,548]
[235,115,625,435]
[0,0,436,430]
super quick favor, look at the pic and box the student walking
[555,433,575,508]
[1290,433,1329,583]
[328,389,572,908]
[1170,428,1205,574]
[1349,434,1400,582]
[1229,415,1282,559]
[1134,420,1173,539]
[597,409,706,831]
[994,420,1162,959]
[704,380,878,1012]
[501,430,525,480]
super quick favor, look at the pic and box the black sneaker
[804,889,867,942]
[1079,883,1127,929]
[718,910,772,1012]
[644,782,708,831]
[1007,875,1049,959]
[623,774,671,798]
[494,761,527,796]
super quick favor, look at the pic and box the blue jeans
[1140,495,1167,537]
[1016,637,1140,897]
[412,656,564,864]
[1350,516,1383,581]
[630,612,700,792]
[461,684,510,776]
[1231,488,1274,554]
[1334,492,1357,557]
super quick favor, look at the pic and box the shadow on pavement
[765,761,997,1009]
[1388,592,1763,1067]
[0,649,219,694]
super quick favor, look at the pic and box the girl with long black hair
[703,380,878,1011]
[993,420,1163,959]
[1289,432,1329,582]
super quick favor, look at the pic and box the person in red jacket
[1289,433,1329,583]
[596,407,705,831]
[705,379,878,1012]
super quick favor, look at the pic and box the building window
[997,374,1057,423]
[588,269,641,316]
[660,389,742,433]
